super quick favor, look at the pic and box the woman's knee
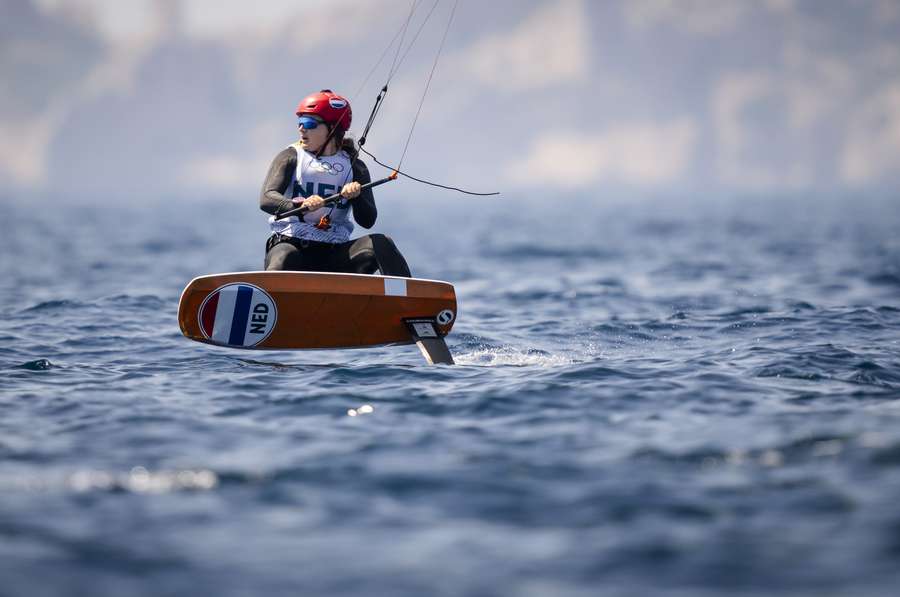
[370,234,411,277]
[369,234,397,256]
[265,244,299,270]
[346,237,378,274]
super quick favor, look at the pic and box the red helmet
[294,89,352,131]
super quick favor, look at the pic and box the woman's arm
[350,159,377,228]
[259,148,297,215]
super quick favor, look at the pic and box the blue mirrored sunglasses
[297,115,324,130]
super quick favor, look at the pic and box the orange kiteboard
[178,271,457,363]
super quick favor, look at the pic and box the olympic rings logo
[309,160,345,175]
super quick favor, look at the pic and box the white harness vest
[268,144,355,243]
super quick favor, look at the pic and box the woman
[259,89,411,276]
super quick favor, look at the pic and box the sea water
[1,192,899,596]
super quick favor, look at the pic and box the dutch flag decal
[198,283,277,347]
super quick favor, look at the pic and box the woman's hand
[340,181,361,200]
[294,195,324,211]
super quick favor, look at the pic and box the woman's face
[298,115,330,153]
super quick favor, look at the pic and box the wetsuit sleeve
[259,148,297,216]
[351,159,377,229]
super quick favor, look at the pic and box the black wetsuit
[259,148,411,277]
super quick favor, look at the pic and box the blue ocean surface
[1,192,899,596]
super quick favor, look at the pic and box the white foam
[454,347,576,367]
[0,468,219,494]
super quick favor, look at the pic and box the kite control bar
[274,170,398,221]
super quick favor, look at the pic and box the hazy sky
[2,0,900,202]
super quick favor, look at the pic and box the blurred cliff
[2,0,899,203]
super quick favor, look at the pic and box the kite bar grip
[275,170,399,221]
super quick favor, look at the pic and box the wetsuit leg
[264,241,304,271]
[341,234,412,277]
[265,238,333,271]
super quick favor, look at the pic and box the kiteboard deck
[178,271,456,363]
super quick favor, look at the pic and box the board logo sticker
[436,309,455,325]
[408,321,438,338]
[198,283,277,347]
